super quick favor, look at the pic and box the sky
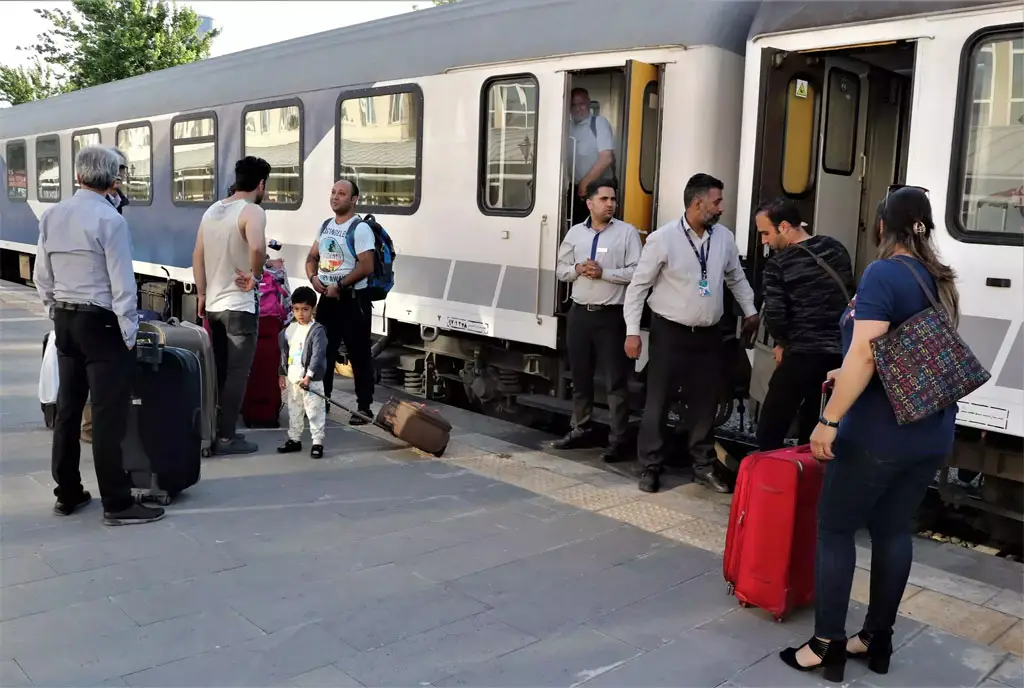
[0,1,422,70]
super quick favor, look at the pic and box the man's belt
[55,301,108,314]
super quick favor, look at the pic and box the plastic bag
[39,331,59,404]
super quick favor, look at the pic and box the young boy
[277,286,329,458]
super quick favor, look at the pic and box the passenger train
[1,0,1021,541]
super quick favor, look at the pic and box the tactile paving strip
[597,501,694,533]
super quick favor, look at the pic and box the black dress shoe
[600,444,629,463]
[638,469,660,493]
[54,491,92,516]
[694,469,731,494]
[847,628,893,674]
[550,427,593,450]
[278,439,302,453]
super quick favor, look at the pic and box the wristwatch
[818,416,840,429]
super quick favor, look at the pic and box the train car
[734,1,1024,541]
[0,0,760,423]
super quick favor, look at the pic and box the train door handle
[985,277,1011,288]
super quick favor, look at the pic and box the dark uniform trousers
[51,304,136,512]
[637,314,723,474]
[756,351,842,451]
[566,302,631,446]
[317,289,375,409]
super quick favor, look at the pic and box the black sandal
[847,628,893,674]
[310,444,323,459]
[779,636,847,683]
[277,439,301,454]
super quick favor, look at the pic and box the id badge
[698,279,712,297]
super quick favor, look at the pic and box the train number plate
[446,317,489,336]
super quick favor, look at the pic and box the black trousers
[637,315,723,473]
[756,351,843,451]
[317,290,374,409]
[51,307,135,511]
[206,310,258,439]
[566,303,631,445]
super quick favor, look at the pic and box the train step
[513,393,644,426]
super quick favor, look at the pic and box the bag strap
[345,214,363,257]
[792,241,851,302]
[590,117,597,138]
[891,256,943,314]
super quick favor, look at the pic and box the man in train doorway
[304,179,376,425]
[192,156,269,455]
[553,181,643,462]
[623,173,759,494]
[567,87,616,226]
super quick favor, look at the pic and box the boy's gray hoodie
[278,320,329,382]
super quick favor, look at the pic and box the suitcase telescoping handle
[820,378,835,416]
[303,385,378,427]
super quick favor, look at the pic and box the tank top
[200,199,256,313]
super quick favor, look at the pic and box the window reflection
[338,91,420,209]
[116,125,152,203]
[481,76,538,213]
[244,104,301,205]
[173,117,216,204]
[36,137,61,203]
[6,141,27,201]
[72,131,100,190]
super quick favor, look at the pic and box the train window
[781,77,820,196]
[171,114,217,205]
[242,100,302,208]
[950,28,1024,242]
[638,81,659,195]
[36,135,61,203]
[115,123,153,205]
[479,74,539,216]
[71,130,101,191]
[822,68,860,176]
[6,141,28,202]
[336,85,422,214]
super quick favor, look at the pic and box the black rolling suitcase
[122,332,203,505]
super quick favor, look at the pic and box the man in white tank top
[192,156,269,454]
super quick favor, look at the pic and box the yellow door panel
[622,60,659,242]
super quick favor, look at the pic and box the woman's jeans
[815,438,946,640]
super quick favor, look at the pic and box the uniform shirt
[624,217,756,336]
[316,217,374,290]
[556,218,642,306]
[837,257,956,458]
[33,189,139,348]
[761,235,854,355]
[569,114,615,184]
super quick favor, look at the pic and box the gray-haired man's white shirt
[569,114,615,184]
[33,189,140,347]
[556,218,642,306]
[623,217,756,336]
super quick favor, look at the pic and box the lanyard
[684,225,713,282]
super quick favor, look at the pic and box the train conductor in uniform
[554,181,642,462]
[567,87,616,225]
[623,173,759,494]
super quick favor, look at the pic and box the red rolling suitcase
[241,315,285,428]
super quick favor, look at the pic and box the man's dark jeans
[206,310,258,440]
[815,438,946,639]
[317,290,374,410]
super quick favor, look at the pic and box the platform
[1,281,1021,687]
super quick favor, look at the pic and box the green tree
[0,58,65,106]
[0,0,219,106]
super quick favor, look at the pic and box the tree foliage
[0,0,219,107]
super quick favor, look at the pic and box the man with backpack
[567,87,616,225]
[305,179,394,425]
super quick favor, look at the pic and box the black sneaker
[277,439,302,454]
[102,503,165,526]
[638,469,661,494]
[694,469,732,494]
[217,437,259,455]
[349,408,372,426]
[310,444,324,459]
[53,491,92,516]
[550,427,593,450]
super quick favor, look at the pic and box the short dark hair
[291,286,317,307]
[337,178,359,197]
[586,180,616,199]
[570,87,589,100]
[683,173,724,208]
[234,156,271,192]
[755,197,802,229]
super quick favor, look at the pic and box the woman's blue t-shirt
[837,257,956,458]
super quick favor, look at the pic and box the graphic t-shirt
[286,321,313,383]
[316,217,375,290]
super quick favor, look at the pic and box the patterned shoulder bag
[869,257,991,425]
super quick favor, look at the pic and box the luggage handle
[304,385,379,428]
[820,378,835,416]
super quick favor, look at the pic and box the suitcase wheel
[774,615,784,623]
[739,601,749,608]
[726,583,735,595]
[201,447,211,458]
[431,444,448,458]
[154,494,173,506]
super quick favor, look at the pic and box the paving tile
[15,606,266,687]
[987,589,1024,620]
[990,653,1024,688]
[289,664,364,687]
[433,626,642,687]
[899,590,1017,645]
[334,612,537,687]
[124,621,358,687]
[586,570,743,650]
[660,518,729,555]
[855,626,1005,688]
[0,553,57,586]
[850,567,922,605]
[584,628,767,687]
[547,483,638,512]
[39,528,228,575]
[696,606,808,655]
[731,647,869,687]
[0,597,138,660]
[487,544,718,638]
[640,489,734,525]
[597,501,694,533]
[454,456,582,494]
[993,621,1024,658]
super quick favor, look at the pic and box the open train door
[621,60,662,243]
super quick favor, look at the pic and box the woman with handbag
[779,186,990,682]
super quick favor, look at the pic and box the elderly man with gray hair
[33,144,165,527]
